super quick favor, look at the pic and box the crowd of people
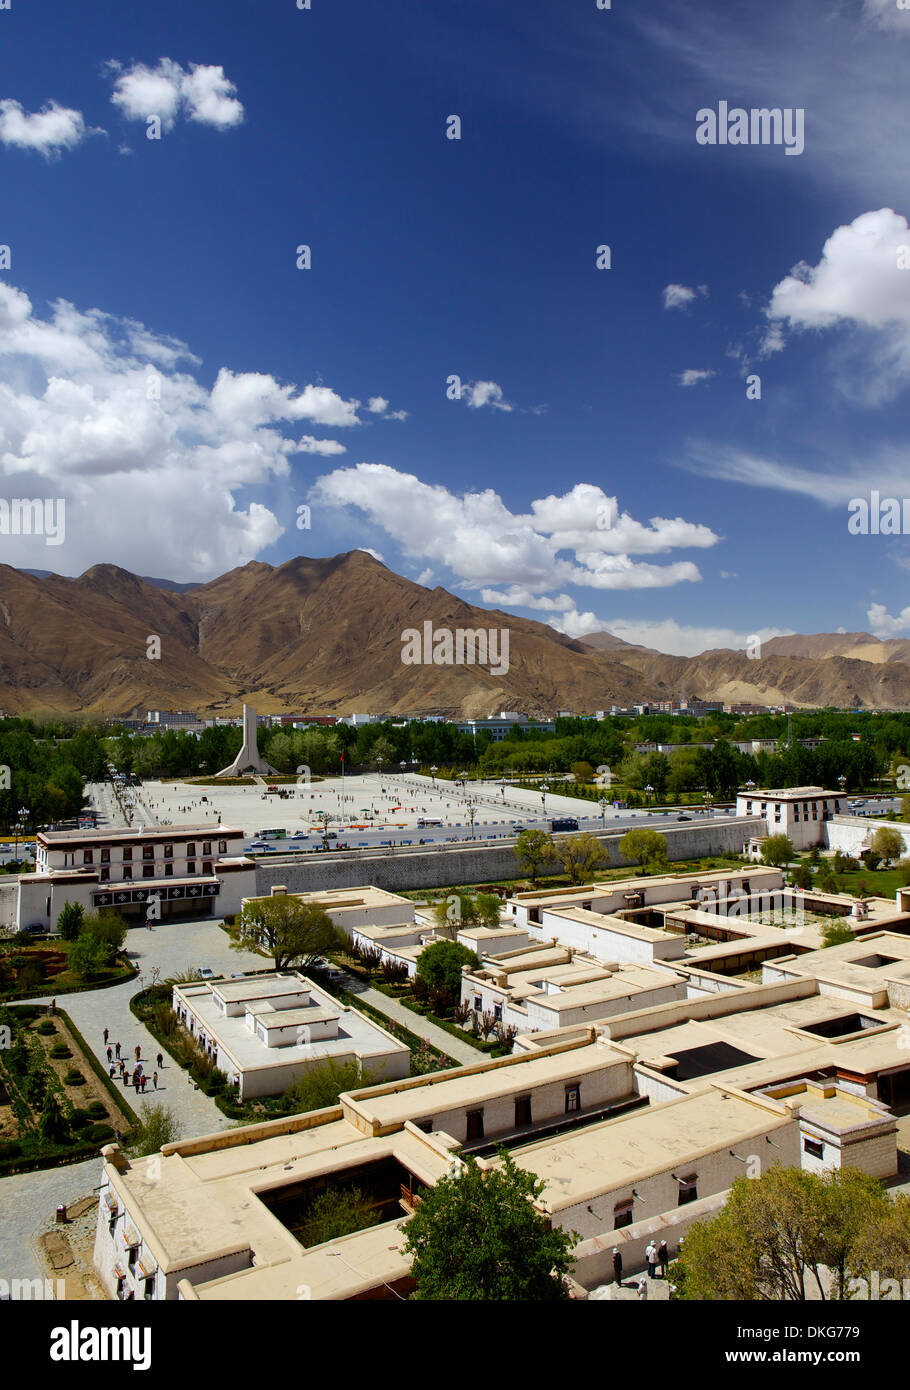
[102,1026,164,1094]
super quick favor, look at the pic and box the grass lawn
[396,854,748,901]
[0,942,134,1001]
[824,866,907,898]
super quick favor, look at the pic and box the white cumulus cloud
[764,208,910,399]
[297,436,347,456]
[0,281,386,579]
[663,284,696,310]
[310,468,716,597]
[679,368,715,387]
[0,100,96,158]
[110,59,244,131]
[549,611,793,657]
[868,602,910,637]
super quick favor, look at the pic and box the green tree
[432,892,501,938]
[298,1185,382,1246]
[675,1166,829,1301]
[230,896,345,971]
[38,1092,71,1145]
[68,933,111,980]
[80,909,126,964]
[127,1103,181,1157]
[791,862,812,890]
[618,827,668,874]
[404,1149,575,1300]
[816,861,839,894]
[760,834,794,868]
[288,1057,369,1113]
[850,1191,910,1290]
[56,901,84,942]
[820,921,856,948]
[871,826,904,866]
[560,832,608,885]
[812,1168,892,1300]
[416,940,479,999]
[514,829,558,884]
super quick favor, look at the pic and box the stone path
[0,1156,100,1289]
[17,916,266,1142]
[338,972,485,1066]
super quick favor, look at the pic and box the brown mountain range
[5,553,910,717]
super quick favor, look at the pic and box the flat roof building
[172,971,409,1100]
[19,823,253,931]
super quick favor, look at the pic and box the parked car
[197,967,215,980]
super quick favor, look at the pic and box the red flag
[340,751,344,764]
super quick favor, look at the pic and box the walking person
[135,1044,141,1062]
[106,1046,113,1063]
[612,1248,623,1286]
[657,1239,669,1278]
[103,1028,109,1046]
[152,1071,158,1090]
[115,1041,121,1060]
[646,1241,657,1279]
[156,1052,163,1069]
[637,1277,648,1301]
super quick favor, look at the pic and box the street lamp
[430,765,438,786]
[645,784,654,808]
[599,796,608,828]
[541,782,549,817]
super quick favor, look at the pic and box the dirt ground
[33,1195,107,1300]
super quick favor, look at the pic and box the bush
[67,934,110,981]
[23,1069,47,1105]
[0,1139,21,1160]
[63,1068,85,1086]
[49,1042,71,1059]
[70,1108,93,1128]
[87,1100,108,1119]
[17,962,43,991]
[126,1103,180,1157]
[87,1123,115,1144]
[56,901,85,942]
[36,1019,56,1036]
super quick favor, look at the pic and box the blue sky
[1,0,910,654]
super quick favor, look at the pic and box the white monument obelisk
[215,704,278,777]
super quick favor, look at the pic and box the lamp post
[600,796,608,828]
[541,782,549,818]
[468,802,476,840]
[645,783,654,809]
[430,765,438,787]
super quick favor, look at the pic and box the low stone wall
[571,1189,729,1289]
[252,818,764,895]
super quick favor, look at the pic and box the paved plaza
[89,770,658,843]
